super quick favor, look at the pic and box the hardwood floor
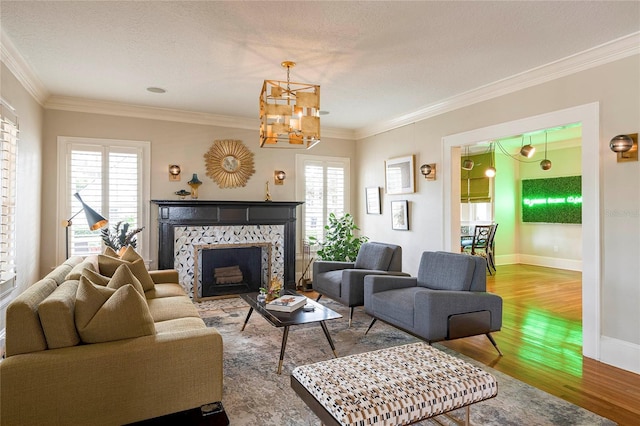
[438,264,640,425]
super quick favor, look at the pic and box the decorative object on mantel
[187,174,202,198]
[204,139,256,188]
[259,61,320,149]
[174,189,191,199]
[100,221,144,254]
[265,180,272,201]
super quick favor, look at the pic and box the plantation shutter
[1,100,18,292]
[67,144,142,257]
[298,156,349,244]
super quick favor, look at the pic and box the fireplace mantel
[152,200,303,290]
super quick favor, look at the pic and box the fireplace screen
[194,243,272,300]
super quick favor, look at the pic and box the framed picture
[365,187,381,214]
[391,200,409,230]
[385,155,415,194]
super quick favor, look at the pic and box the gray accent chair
[364,251,503,355]
[313,242,407,326]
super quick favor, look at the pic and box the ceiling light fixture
[520,136,536,158]
[485,143,496,177]
[260,61,320,149]
[146,87,166,94]
[461,146,474,170]
[540,132,552,170]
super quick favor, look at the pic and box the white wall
[40,109,356,273]
[0,63,44,332]
[355,54,640,373]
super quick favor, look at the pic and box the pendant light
[540,132,552,170]
[485,143,496,177]
[520,136,536,158]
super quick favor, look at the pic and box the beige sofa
[0,252,223,426]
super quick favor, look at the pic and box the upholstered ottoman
[291,342,497,426]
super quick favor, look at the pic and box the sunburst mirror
[204,139,255,188]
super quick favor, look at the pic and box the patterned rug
[196,297,615,426]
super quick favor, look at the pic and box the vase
[188,174,202,199]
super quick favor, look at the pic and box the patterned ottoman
[291,342,497,426]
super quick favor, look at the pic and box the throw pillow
[81,268,111,286]
[64,259,99,281]
[75,279,155,344]
[103,246,120,258]
[98,255,155,292]
[81,264,145,296]
[38,280,81,349]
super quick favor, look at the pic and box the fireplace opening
[200,246,264,297]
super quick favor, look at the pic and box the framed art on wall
[385,155,415,194]
[391,200,409,230]
[365,187,381,214]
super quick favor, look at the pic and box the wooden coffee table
[239,291,342,374]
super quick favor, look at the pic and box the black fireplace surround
[152,200,303,292]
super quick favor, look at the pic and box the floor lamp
[64,192,108,258]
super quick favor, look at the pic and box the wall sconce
[169,164,181,181]
[609,134,638,163]
[420,163,436,181]
[274,170,286,185]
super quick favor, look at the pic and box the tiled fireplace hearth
[152,200,302,299]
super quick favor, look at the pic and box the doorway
[442,103,600,360]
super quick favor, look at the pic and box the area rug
[196,297,615,426]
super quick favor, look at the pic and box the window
[0,100,18,297]
[296,155,350,244]
[58,137,150,262]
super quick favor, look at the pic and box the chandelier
[259,61,320,149]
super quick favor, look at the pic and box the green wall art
[521,176,582,224]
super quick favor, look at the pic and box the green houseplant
[101,221,144,253]
[308,213,369,262]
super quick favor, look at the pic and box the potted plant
[101,221,144,255]
[308,213,369,261]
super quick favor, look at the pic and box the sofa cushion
[417,252,475,291]
[145,283,187,300]
[98,254,155,291]
[354,243,394,271]
[38,280,81,349]
[147,296,201,322]
[5,278,58,356]
[75,279,155,344]
[315,270,343,299]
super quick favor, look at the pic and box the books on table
[265,295,307,312]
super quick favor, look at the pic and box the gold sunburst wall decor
[204,139,256,188]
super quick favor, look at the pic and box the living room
[1,2,639,425]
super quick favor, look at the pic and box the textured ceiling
[2,1,639,134]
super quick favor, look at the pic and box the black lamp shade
[74,193,108,230]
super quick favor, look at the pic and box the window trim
[57,137,151,264]
[295,154,351,250]
[0,99,18,300]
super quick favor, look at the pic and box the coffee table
[239,291,342,374]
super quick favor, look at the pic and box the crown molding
[355,32,640,140]
[0,30,49,105]
[44,95,356,140]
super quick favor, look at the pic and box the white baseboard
[600,336,640,374]
[500,254,582,272]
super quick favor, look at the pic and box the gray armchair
[313,242,407,326]
[364,251,503,355]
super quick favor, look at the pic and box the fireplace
[152,200,302,299]
[194,243,271,299]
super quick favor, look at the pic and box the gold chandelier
[259,61,320,149]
